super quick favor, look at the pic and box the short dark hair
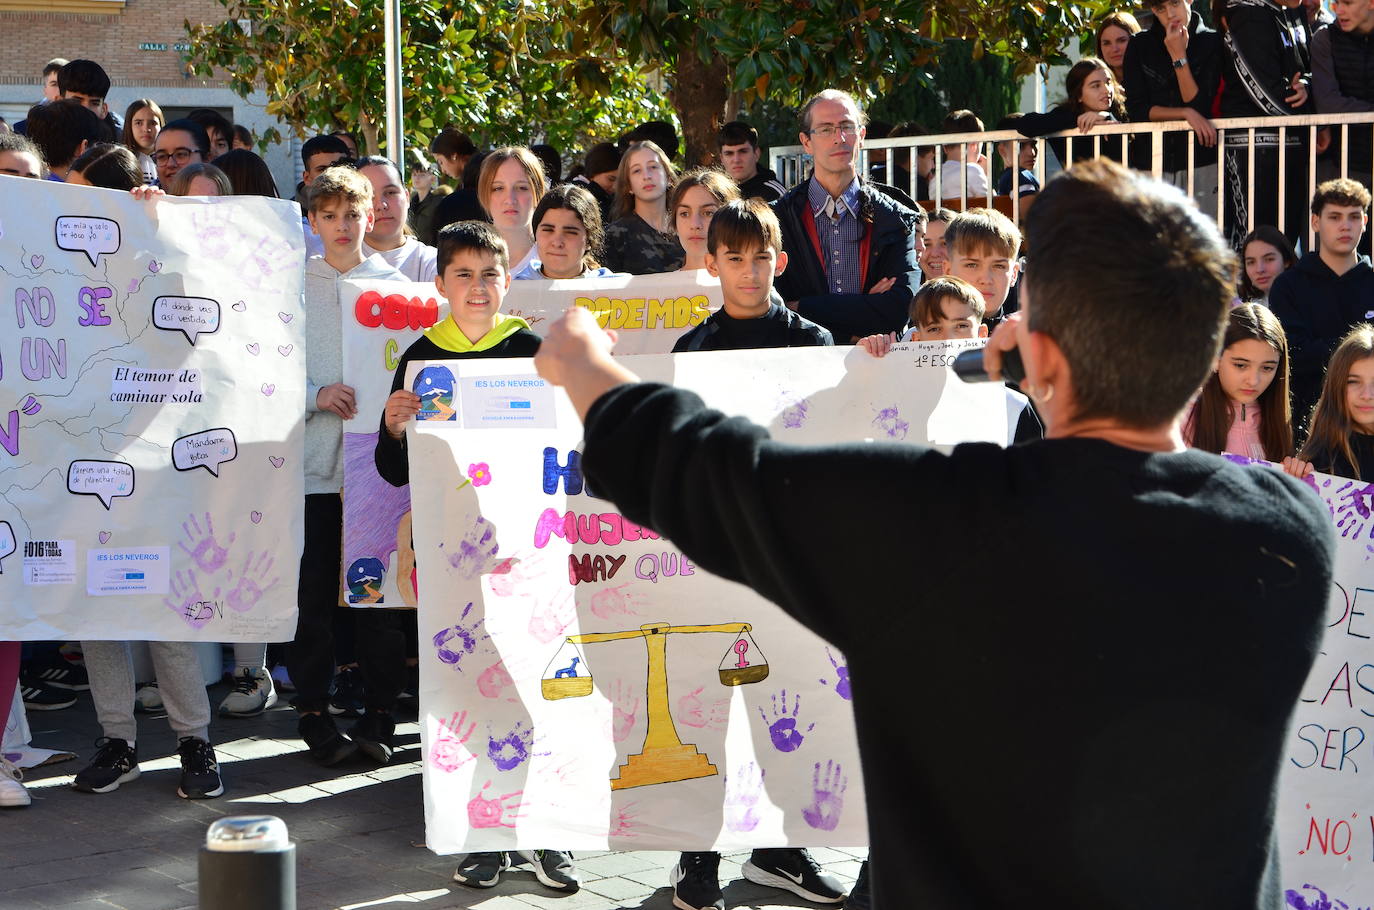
[531,143,562,184]
[436,220,510,274]
[331,129,360,152]
[911,276,986,328]
[928,207,957,226]
[1025,159,1235,427]
[58,59,110,100]
[71,142,141,190]
[43,58,68,79]
[232,124,253,148]
[942,109,984,134]
[26,99,102,168]
[717,121,760,150]
[160,118,210,156]
[799,89,867,132]
[353,154,400,179]
[431,126,477,158]
[301,134,351,169]
[0,131,45,172]
[212,149,279,198]
[624,121,679,159]
[533,183,606,271]
[706,198,782,255]
[1311,177,1372,215]
[187,108,233,145]
[583,142,621,178]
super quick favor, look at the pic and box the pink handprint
[179,512,234,573]
[430,710,477,773]
[484,549,552,597]
[527,589,577,644]
[225,550,279,613]
[590,583,649,620]
[163,569,221,630]
[678,685,729,730]
[608,679,641,743]
[477,659,515,700]
[724,762,766,833]
[801,760,848,831]
[467,780,522,828]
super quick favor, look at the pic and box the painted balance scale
[541,622,768,790]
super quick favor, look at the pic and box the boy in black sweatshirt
[373,223,578,895]
[669,199,844,910]
[673,199,833,353]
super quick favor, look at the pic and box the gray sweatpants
[82,640,211,744]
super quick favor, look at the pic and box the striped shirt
[807,176,864,296]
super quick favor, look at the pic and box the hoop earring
[1028,382,1055,404]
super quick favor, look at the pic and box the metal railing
[769,112,1374,251]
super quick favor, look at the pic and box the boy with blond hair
[944,207,1022,327]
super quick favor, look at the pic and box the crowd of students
[5,11,1374,905]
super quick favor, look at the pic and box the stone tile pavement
[2,676,865,909]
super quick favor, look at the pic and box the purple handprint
[1285,884,1350,910]
[782,399,810,429]
[432,602,490,669]
[759,689,813,752]
[178,512,234,573]
[872,405,910,440]
[724,762,766,833]
[820,647,852,701]
[225,551,279,613]
[163,569,221,630]
[487,721,536,771]
[442,515,500,579]
[801,759,848,831]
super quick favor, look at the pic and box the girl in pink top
[1184,303,1294,461]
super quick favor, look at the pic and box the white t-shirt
[364,237,438,282]
[939,160,989,200]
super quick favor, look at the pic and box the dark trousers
[1224,129,1308,250]
[289,493,342,712]
[355,608,415,712]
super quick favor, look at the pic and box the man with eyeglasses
[772,90,920,343]
[153,119,209,186]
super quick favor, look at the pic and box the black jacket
[1123,11,1223,170]
[1218,0,1314,117]
[1269,252,1374,428]
[771,177,919,341]
[738,166,787,203]
[1015,106,1127,169]
[582,381,1331,910]
[672,302,833,352]
[1311,23,1374,170]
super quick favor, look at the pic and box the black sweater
[373,330,542,487]
[582,382,1332,910]
[1307,430,1374,479]
[1268,252,1374,429]
[671,302,833,352]
[1122,11,1223,170]
[1218,0,1314,118]
[1016,106,1127,169]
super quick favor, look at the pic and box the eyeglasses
[152,148,202,166]
[807,123,860,141]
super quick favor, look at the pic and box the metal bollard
[198,815,296,910]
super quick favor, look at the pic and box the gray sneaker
[517,849,581,892]
[218,668,277,717]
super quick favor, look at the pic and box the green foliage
[183,0,674,158]
[871,39,1023,133]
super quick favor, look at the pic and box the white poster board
[339,272,723,609]
[0,178,305,641]
[405,342,1005,852]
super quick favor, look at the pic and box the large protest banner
[1229,459,1374,907]
[404,342,1006,852]
[340,272,722,609]
[0,178,305,642]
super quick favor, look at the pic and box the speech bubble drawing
[55,216,121,267]
[0,522,14,574]
[171,428,238,478]
[67,460,136,510]
[152,296,221,346]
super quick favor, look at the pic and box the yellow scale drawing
[541,622,768,790]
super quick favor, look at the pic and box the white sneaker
[218,668,277,717]
[0,757,31,808]
[134,682,162,713]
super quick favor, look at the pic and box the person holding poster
[1299,323,1374,477]
[512,184,622,280]
[534,159,1334,909]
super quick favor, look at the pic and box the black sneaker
[452,852,509,888]
[517,849,580,892]
[176,737,224,799]
[671,851,723,910]
[844,860,871,910]
[21,678,76,711]
[298,711,357,766]
[742,848,847,904]
[327,666,366,717]
[24,659,90,691]
[350,710,395,765]
[72,738,139,793]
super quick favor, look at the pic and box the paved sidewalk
[3,677,864,910]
